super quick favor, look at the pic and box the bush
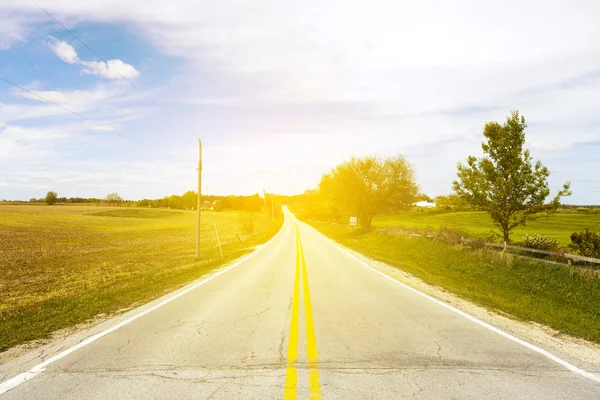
[238,211,257,235]
[471,230,501,244]
[569,228,600,259]
[522,234,559,251]
[436,226,468,245]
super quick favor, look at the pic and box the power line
[29,0,199,140]
[4,161,195,172]
[0,76,196,169]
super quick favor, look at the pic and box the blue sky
[1,0,599,204]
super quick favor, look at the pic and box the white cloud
[44,36,139,79]
[80,59,140,79]
[2,0,600,201]
[0,123,90,164]
[1,82,153,125]
[47,36,79,64]
[16,86,113,108]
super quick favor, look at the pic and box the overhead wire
[0,76,197,170]
[29,0,200,141]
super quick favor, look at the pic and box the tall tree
[105,192,123,207]
[45,191,58,205]
[319,154,418,229]
[181,190,197,209]
[453,110,571,242]
[243,194,263,212]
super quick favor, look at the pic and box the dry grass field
[0,204,281,351]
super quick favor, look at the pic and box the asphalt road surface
[1,208,600,399]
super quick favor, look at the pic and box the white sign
[349,216,357,226]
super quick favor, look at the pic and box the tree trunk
[360,213,374,230]
[502,224,510,243]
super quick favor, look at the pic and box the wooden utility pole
[271,198,275,220]
[196,140,203,258]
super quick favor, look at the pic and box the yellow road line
[297,226,322,400]
[283,229,301,399]
[284,224,322,399]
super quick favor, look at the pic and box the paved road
[1,208,600,399]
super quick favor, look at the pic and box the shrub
[471,230,501,244]
[569,228,600,259]
[237,211,258,235]
[436,226,468,245]
[522,234,559,251]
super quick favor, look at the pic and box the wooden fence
[460,238,600,267]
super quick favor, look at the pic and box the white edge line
[0,223,286,395]
[300,221,600,385]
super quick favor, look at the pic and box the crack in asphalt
[49,363,565,375]
[408,374,424,399]
[278,295,293,363]
[231,307,270,325]
[115,339,131,354]
[154,318,186,334]
[433,340,443,361]
[196,320,207,337]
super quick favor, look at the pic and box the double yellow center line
[283,224,321,400]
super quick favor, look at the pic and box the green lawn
[306,220,600,343]
[374,209,600,245]
[0,204,281,351]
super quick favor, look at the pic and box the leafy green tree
[416,193,433,202]
[105,192,123,206]
[319,154,418,229]
[453,110,571,242]
[45,191,58,205]
[434,194,470,211]
[243,194,263,212]
[220,197,232,210]
[181,191,197,209]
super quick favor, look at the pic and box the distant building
[201,201,214,210]
[413,200,436,208]
[201,200,220,211]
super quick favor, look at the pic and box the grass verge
[305,220,600,343]
[0,205,282,351]
[373,209,600,246]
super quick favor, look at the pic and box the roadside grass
[305,220,600,343]
[374,209,600,246]
[0,205,282,351]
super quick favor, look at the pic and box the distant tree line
[23,191,287,214]
[28,195,103,204]
[134,192,270,211]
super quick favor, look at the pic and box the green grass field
[0,204,281,351]
[306,220,600,343]
[373,209,600,245]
